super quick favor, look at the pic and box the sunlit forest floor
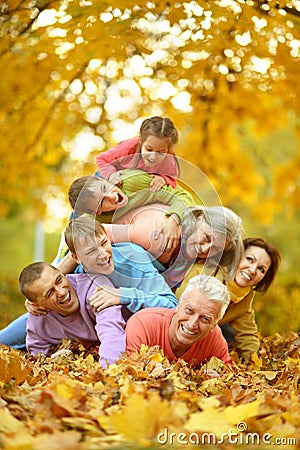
[0,332,299,449]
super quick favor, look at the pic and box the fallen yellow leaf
[0,408,25,434]
[186,399,261,438]
[251,352,263,370]
[103,392,174,442]
[224,399,261,424]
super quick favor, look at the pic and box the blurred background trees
[0,0,299,334]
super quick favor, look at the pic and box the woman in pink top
[104,204,244,290]
[96,116,179,191]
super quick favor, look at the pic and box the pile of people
[0,116,281,370]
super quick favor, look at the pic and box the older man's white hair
[180,275,230,321]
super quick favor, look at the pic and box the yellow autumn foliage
[1,336,300,449]
[185,399,261,437]
[101,392,176,443]
[0,0,299,222]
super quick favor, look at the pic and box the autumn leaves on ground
[0,333,299,450]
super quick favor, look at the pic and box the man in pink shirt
[126,275,232,366]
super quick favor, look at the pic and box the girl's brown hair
[139,116,179,149]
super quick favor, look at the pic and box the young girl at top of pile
[96,116,180,191]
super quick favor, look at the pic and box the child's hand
[154,215,179,252]
[149,175,166,191]
[25,299,50,315]
[89,286,121,312]
[109,171,123,186]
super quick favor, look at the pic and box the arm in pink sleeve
[159,175,177,188]
[96,138,139,179]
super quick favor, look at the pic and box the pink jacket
[96,138,178,188]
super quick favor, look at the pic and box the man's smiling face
[27,266,79,317]
[168,288,221,357]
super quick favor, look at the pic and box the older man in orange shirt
[126,275,232,366]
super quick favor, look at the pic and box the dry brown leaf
[0,349,32,385]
